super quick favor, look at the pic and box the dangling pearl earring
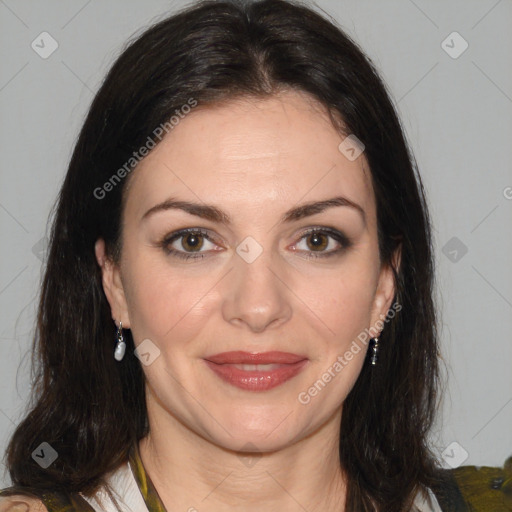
[114,321,126,361]
[370,337,379,366]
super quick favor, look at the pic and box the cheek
[293,261,378,345]
[294,267,377,406]
[122,254,215,347]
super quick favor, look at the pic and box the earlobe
[94,238,131,328]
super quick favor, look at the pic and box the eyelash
[158,227,351,261]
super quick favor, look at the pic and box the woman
[1,0,509,510]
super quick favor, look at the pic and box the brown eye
[306,232,329,251]
[181,232,204,252]
[293,228,350,259]
[161,228,219,261]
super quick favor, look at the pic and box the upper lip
[205,351,307,364]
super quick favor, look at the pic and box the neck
[138,394,347,512]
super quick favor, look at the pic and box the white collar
[80,461,148,512]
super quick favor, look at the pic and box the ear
[95,238,131,328]
[369,244,401,335]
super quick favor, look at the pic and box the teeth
[233,364,282,371]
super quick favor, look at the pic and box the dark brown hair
[2,0,442,509]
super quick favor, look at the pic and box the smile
[204,351,309,391]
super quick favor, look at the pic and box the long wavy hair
[2,0,443,509]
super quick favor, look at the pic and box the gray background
[1,0,511,487]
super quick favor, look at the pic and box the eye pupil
[307,233,328,251]
[183,233,203,251]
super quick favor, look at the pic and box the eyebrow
[141,195,365,225]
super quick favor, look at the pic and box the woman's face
[97,90,396,452]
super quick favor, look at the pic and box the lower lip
[204,360,309,391]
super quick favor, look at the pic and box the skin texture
[95,90,397,512]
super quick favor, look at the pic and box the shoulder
[450,456,512,511]
[0,493,48,512]
[430,455,512,511]
[0,460,132,512]
[0,486,95,512]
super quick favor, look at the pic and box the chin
[205,408,302,451]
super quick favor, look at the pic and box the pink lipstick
[204,351,308,391]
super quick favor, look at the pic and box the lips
[204,351,308,391]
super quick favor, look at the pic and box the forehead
[124,90,374,224]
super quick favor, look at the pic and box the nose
[221,244,293,333]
